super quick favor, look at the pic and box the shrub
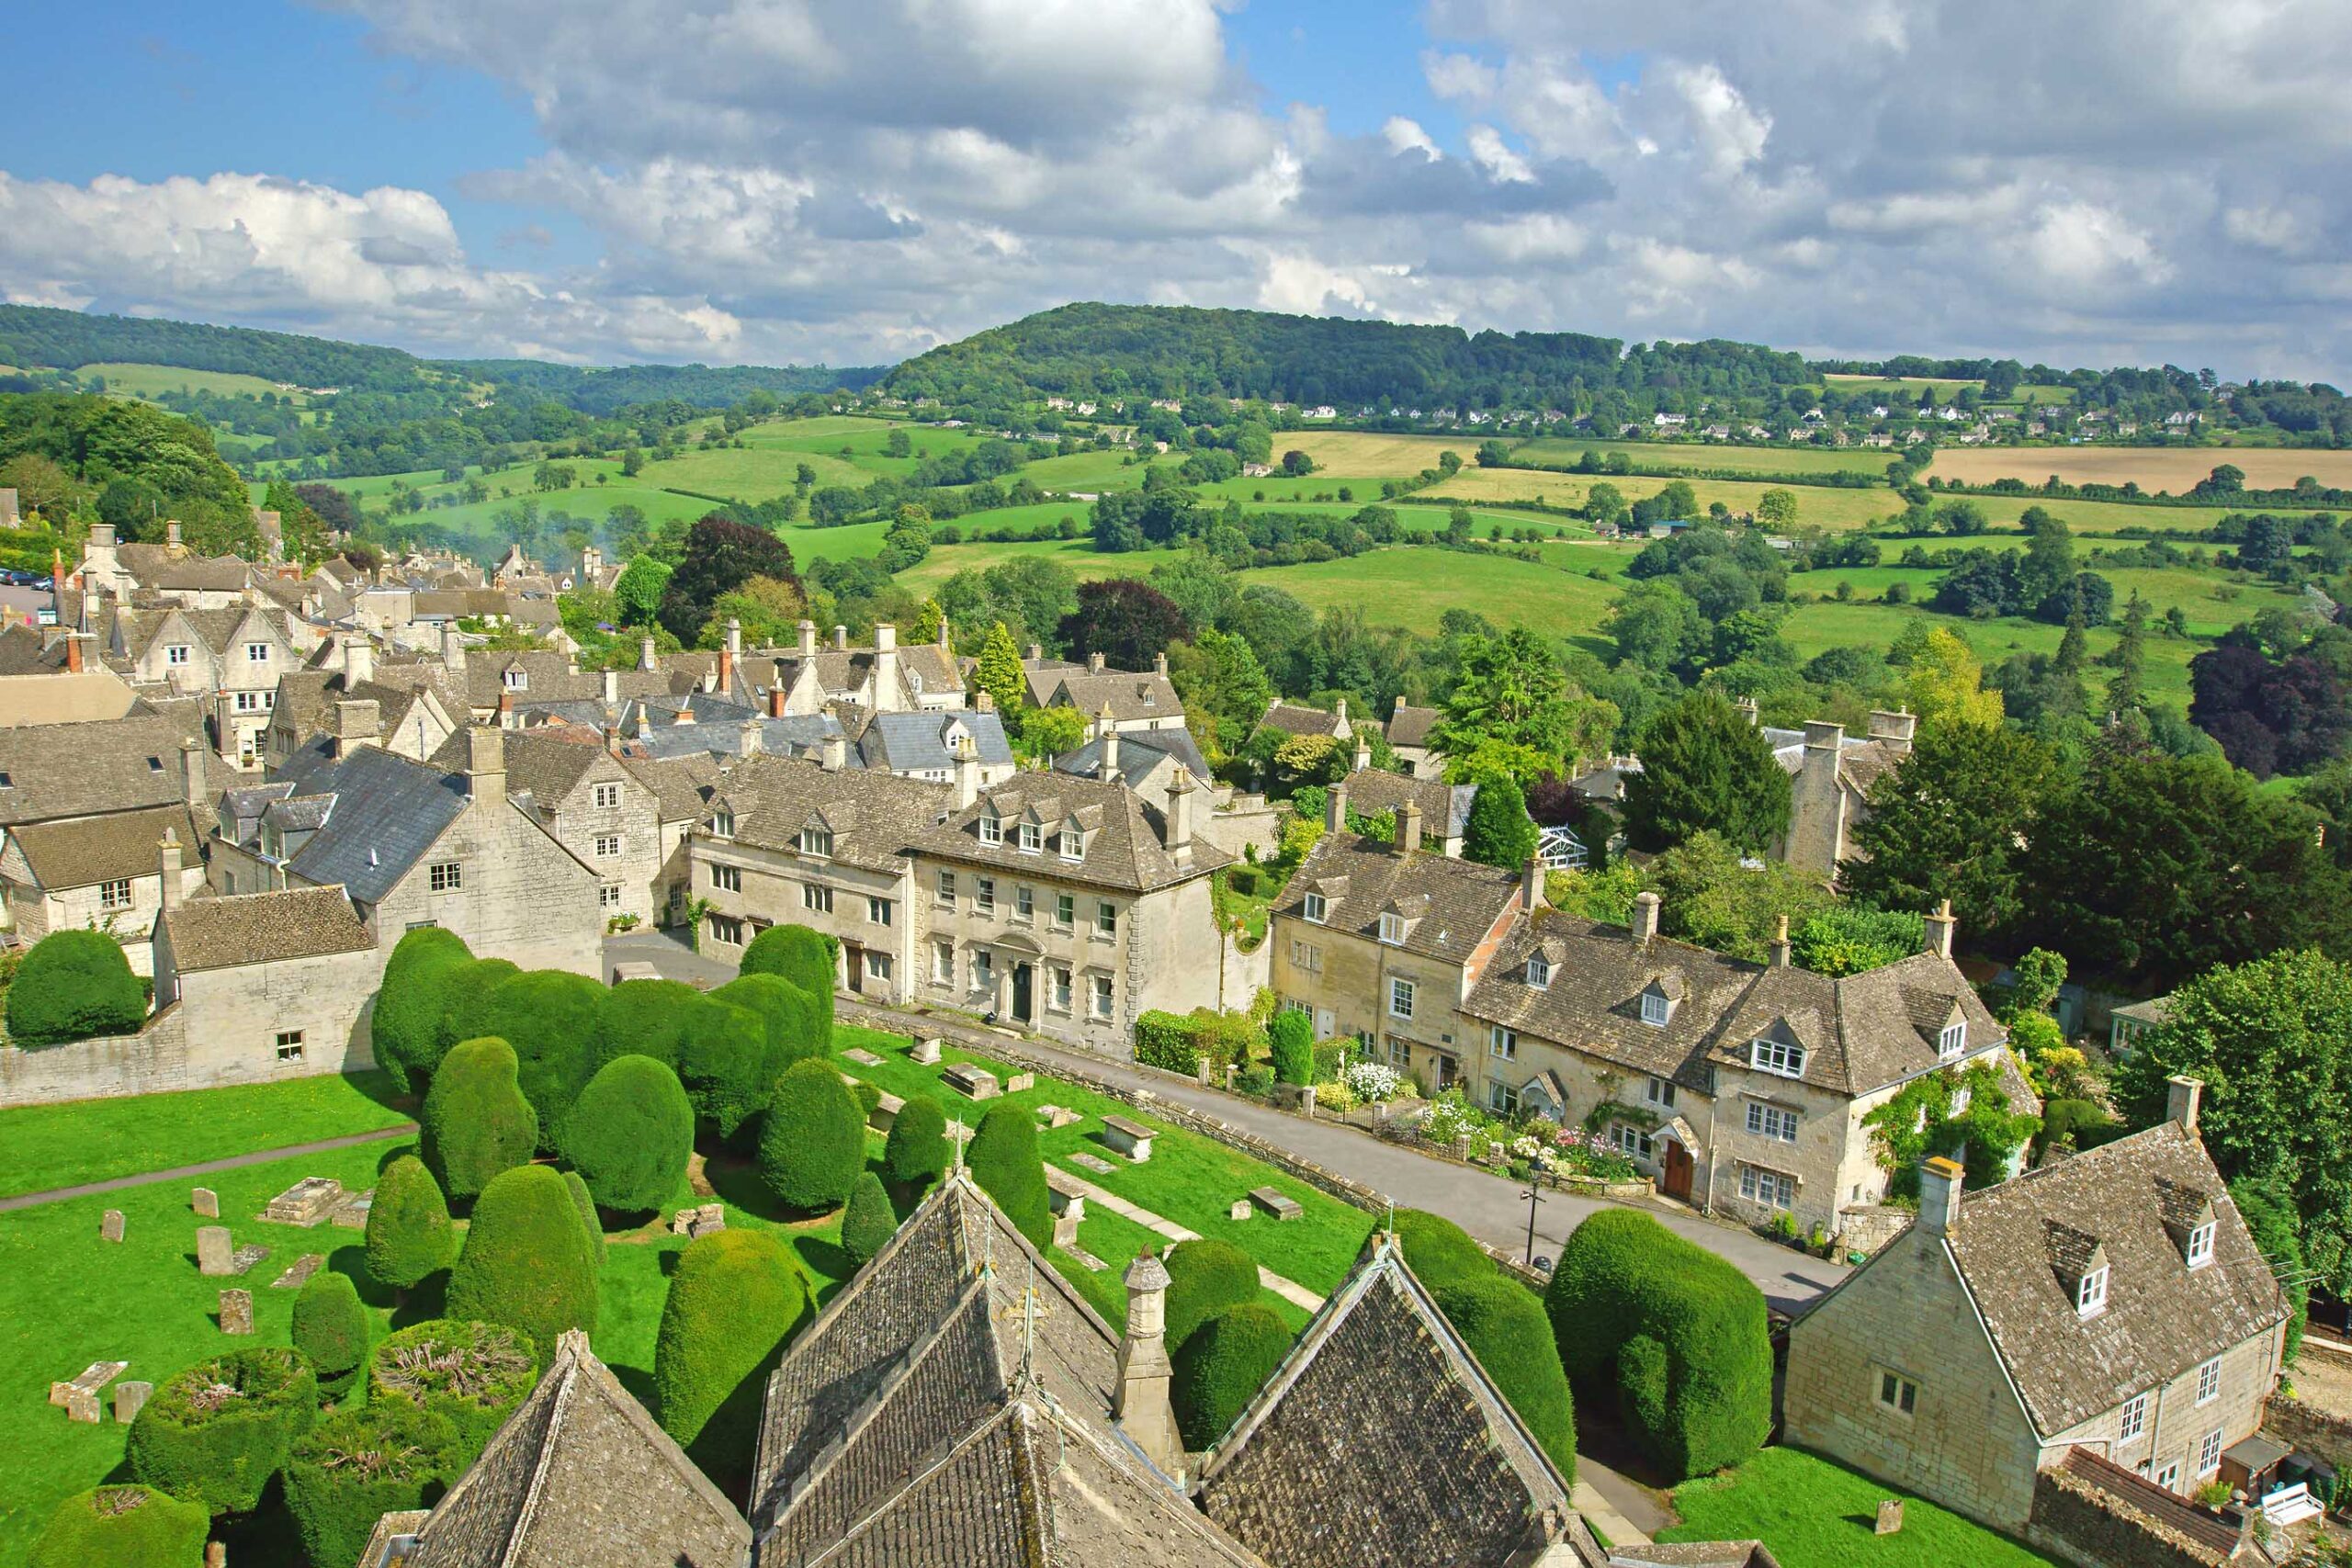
[291,1270,370,1401]
[883,1093,950,1190]
[447,1164,600,1358]
[842,1171,898,1269]
[366,1154,454,1293]
[1268,1010,1314,1086]
[285,1398,459,1568]
[1133,1010,1204,1075]
[561,1168,605,1269]
[1433,1276,1576,1482]
[655,1229,807,1489]
[848,1077,881,1118]
[1390,1209,1495,1292]
[679,998,771,1136]
[967,1100,1052,1250]
[738,923,836,1042]
[758,1058,865,1213]
[372,927,474,1089]
[128,1347,319,1514]
[1163,1238,1262,1354]
[28,1486,209,1568]
[430,956,518,1063]
[418,1037,538,1201]
[5,929,145,1047]
[368,1319,538,1452]
[1171,1303,1291,1449]
[560,1055,692,1215]
[711,972,829,1075]
[595,976,700,1070]
[1542,1209,1770,1479]
[473,969,608,1149]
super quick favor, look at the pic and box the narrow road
[0,1124,417,1213]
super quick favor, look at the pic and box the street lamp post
[1521,1177,1547,1269]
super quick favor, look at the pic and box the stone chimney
[1153,650,1169,679]
[1026,642,1042,662]
[62,631,82,673]
[1114,1254,1182,1476]
[582,544,603,581]
[1335,695,1349,727]
[1100,723,1121,784]
[1326,778,1349,835]
[1522,854,1546,912]
[602,667,619,706]
[1397,799,1422,854]
[159,828,184,914]
[1736,694,1760,728]
[441,620,467,674]
[1918,1156,1964,1237]
[822,731,846,772]
[739,718,763,759]
[1088,650,1106,674]
[832,624,848,651]
[2167,1075,2203,1134]
[874,623,899,714]
[768,686,787,719]
[1868,708,1917,755]
[497,690,516,730]
[467,725,506,803]
[797,619,818,658]
[1924,897,1956,959]
[718,618,741,695]
[603,722,622,757]
[1770,913,1792,967]
[955,736,980,810]
[165,520,183,549]
[1165,767,1195,855]
[1631,890,1661,944]
[638,634,658,673]
[181,740,207,809]
[936,615,952,651]
[976,688,995,714]
[343,633,374,690]
[332,699,381,759]
[1352,734,1371,773]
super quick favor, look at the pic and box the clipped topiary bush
[848,1078,881,1119]
[595,976,701,1071]
[28,1485,209,1568]
[883,1092,950,1191]
[431,956,518,1062]
[757,1058,865,1213]
[291,1270,370,1401]
[738,923,836,1043]
[967,1100,1052,1251]
[1163,1238,1263,1354]
[1434,1275,1576,1483]
[1171,1303,1292,1449]
[679,997,772,1136]
[560,1054,692,1215]
[371,927,475,1090]
[6,929,146,1047]
[1543,1209,1770,1480]
[285,1397,460,1568]
[473,969,608,1150]
[1268,1009,1315,1086]
[654,1228,808,1491]
[561,1168,605,1269]
[418,1036,538,1201]
[1390,1209,1496,1293]
[841,1171,898,1269]
[128,1346,319,1514]
[711,972,829,1077]
[447,1164,600,1359]
[368,1319,539,1453]
[366,1154,454,1295]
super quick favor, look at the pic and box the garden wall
[2266,1392,2352,1482]
[2026,1453,2245,1568]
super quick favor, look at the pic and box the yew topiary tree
[1462,773,1541,869]
[1389,1209,1494,1293]
[371,926,474,1090]
[711,972,829,1076]
[365,1155,454,1295]
[562,1169,605,1269]
[285,1399,460,1568]
[473,969,607,1150]
[757,1058,865,1213]
[595,976,700,1071]
[841,1171,898,1269]
[291,1270,370,1401]
[6,929,146,1046]
[738,923,836,1043]
[418,1037,538,1201]
[560,1055,693,1216]
[883,1092,951,1192]
[1162,1238,1262,1354]
[28,1486,209,1568]
[1267,1009,1315,1086]
[679,997,772,1137]
[967,1100,1052,1251]
[431,957,518,1063]
[128,1347,319,1514]
[447,1164,600,1359]
[368,1319,538,1453]
[1434,1275,1576,1483]
[1620,690,1792,854]
[1171,1303,1292,1449]
[655,1228,808,1491]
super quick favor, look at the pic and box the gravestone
[228,1244,272,1275]
[943,1063,999,1100]
[868,1091,905,1132]
[1196,1058,1213,1087]
[1036,1104,1081,1130]
[330,1190,373,1229]
[1299,1086,1317,1119]
[191,1188,219,1219]
[51,1361,127,1416]
[264,1177,345,1227]
[196,1226,234,1276]
[1003,1072,1035,1094]
[271,1254,325,1291]
[1229,1199,1253,1222]
[912,1038,944,1065]
[113,1381,152,1425]
[101,1210,125,1243]
[672,1209,698,1236]
[1875,1500,1905,1536]
[689,1203,725,1238]
[62,1386,101,1423]
[1100,1115,1155,1163]
[219,1290,254,1336]
[842,1047,884,1066]
[1069,1152,1114,1176]
[1249,1186,1304,1222]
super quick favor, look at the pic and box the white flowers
[1343,1061,1404,1101]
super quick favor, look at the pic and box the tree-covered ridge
[0,391,257,554]
[881,301,1814,410]
[0,304,425,393]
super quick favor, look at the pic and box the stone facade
[363,788,602,975]
[150,926,381,1085]
[524,746,667,928]
[695,831,916,1005]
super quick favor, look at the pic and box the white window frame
[797,827,833,858]
[1739,1164,1796,1210]
[97,877,134,911]
[707,912,745,945]
[1640,991,1670,1027]
[1645,1077,1678,1109]
[1016,885,1035,920]
[933,941,954,983]
[1051,965,1072,1011]
[936,870,956,908]
[598,883,623,908]
[1018,822,1042,853]
[1059,829,1083,862]
[868,896,892,927]
[1750,1038,1805,1078]
[1055,892,1074,929]
[2153,1459,2183,1495]
[972,950,994,992]
[1876,1370,1919,1416]
[976,876,995,916]
[429,861,462,893]
[1939,1020,1966,1060]
[1487,1079,1519,1115]
[1951,1084,1973,1116]
[710,809,735,840]
[1747,1101,1799,1144]
[1525,954,1550,988]
[1289,938,1322,974]
[593,782,622,809]
[2196,1356,2221,1405]
[1388,977,1415,1021]
[865,952,892,981]
[802,883,833,914]
[2118,1392,2149,1444]
[2076,1265,2109,1319]
[246,642,271,663]
[1378,911,1405,945]
[1301,891,1328,924]
[978,811,1002,846]
[165,643,191,666]
[2187,1221,2216,1269]
[1096,900,1116,938]
[1488,1025,1515,1061]
[2198,1427,2223,1479]
[710,863,741,893]
[593,833,622,858]
[1611,1123,1655,1161]
[1091,973,1114,1019]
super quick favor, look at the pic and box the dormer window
[1018,822,1041,853]
[1059,829,1083,862]
[1525,954,1551,989]
[797,826,833,858]
[503,668,526,690]
[2186,1222,2216,1269]
[2076,1265,2109,1318]
[166,644,190,665]
[978,811,1001,846]
[1378,912,1405,945]
[1938,1020,1966,1060]
[1750,1038,1805,1077]
[1302,892,1328,924]
[1641,991,1671,1028]
[710,809,735,840]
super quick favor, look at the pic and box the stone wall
[0,1007,193,1106]
[2026,1461,2236,1568]
[2267,1392,2352,1479]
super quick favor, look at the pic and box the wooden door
[1661,1139,1695,1202]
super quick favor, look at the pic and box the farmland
[1924,445,2352,492]
[80,361,311,401]
[1511,436,1892,477]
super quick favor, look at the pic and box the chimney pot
[1919,1156,1965,1237]
[1770,912,1792,967]
[181,739,206,809]
[159,828,184,914]
[1027,643,1042,662]
[1632,890,1662,943]
[343,634,374,689]
[797,619,817,657]
[63,632,82,673]
[639,634,657,672]
[822,732,846,772]
[768,685,787,718]
[833,625,847,650]
[726,617,742,657]
[1352,735,1371,773]
[1153,650,1169,679]
[332,698,381,757]
[1521,854,1546,912]
[1088,650,1106,673]
[955,736,980,809]
[739,719,763,758]
[602,667,618,705]
[2167,1075,2203,1134]
[1166,768,1196,852]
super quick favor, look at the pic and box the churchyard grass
[1657,1446,2060,1568]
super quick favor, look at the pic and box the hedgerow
[6,930,146,1047]
[365,1154,454,1293]
[738,923,836,1042]
[290,1269,370,1401]
[842,1171,898,1269]
[883,1093,950,1190]
[654,1228,807,1491]
[1433,1275,1576,1483]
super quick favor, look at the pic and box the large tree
[1841,721,2061,942]
[1058,578,1190,671]
[1620,691,1792,852]
[657,514,801,643]
[1168,626,1273,760]
[1434,626,1616,784]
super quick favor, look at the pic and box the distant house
[2109,995,2172,1057]
[1385,699,1445,779]
[1770,711,1917,882]
[1250,696,1352,748]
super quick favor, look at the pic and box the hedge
[418,1037,538,1201]
[1133,1007,1262,1077]
[1434,1276,1576,1483]
[1390,1209,1495,1293]
[431,955,518,1065]
[285,1398,460,1568]
[368,1319,539,1453]
[739,923,836,1043]
[128,1347,318,1514]
[447,1164,600,1359]
[366,1154,454,1293]
[842,1171,898,1269]
[1268,1010,1314,1087]
[5,929,146,1047]
[562,1168,605,1269]
[368,927,474,1089]
[967,1100,1052,1251]
[291,1269,370,1401]
[473,969,607,1150]
[1164,1238,1263,1354]
[883,1093,951,1190]
[757,1058,865,1213]
[1171,1303,1292,1449]
[595,976,701,1071]
[655,1229,807,1490]
[560,1055,692,1215]
[679,998,772,1137]
[1543,1209,1770,1480]
[28,1486,209,1568]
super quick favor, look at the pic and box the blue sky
[4,1,2347,375]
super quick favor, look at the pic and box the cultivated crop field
[1926,445,2352,492]
[1511,437,1891,477]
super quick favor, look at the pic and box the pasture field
[1819,372,1985,400]
[82,361,307,401]
[1511,438,1891,477]
[1426,468,1897,529]
[1235,548,1623,642]
[1021,445,1171,492]
[1272,430,1487,477]
[1926,445,2352,492]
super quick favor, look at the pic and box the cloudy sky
[7,0,2350,377]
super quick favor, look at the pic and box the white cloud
[1383,117,1441,161]
[2023,201,2172,288]
[1464,125,1535,184]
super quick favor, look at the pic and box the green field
[82,362,312,402]
[1660,1448,2058,1567]
[1818,372,1987,401]
[1511,438,1892,478]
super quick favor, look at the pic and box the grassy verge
[1657,1448,2061,1568]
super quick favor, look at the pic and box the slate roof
[854,710,1013,774]
[271,736,471,905]
[160,886,374,971]
[1252,699,1344,739]
[622,751,727,823]
[114,544,255,594]
[913,772,1229,892]
[111,604,288,663]
[1045,669,1183,724]
[1462,908,2012,1098]
[10,802,198,890]
[0,625,63,674]
[274,665,453,751]
[1385,702,1441,750]
[1938,1121,2290,1437]
[1198,1233,1577,1568]
[1271,830,1521,967]
[0,714,200,827]
[408,1328,751,1568]
[1334,767,1475,840]
[708,753,952,873]
[1051,723,1213,785]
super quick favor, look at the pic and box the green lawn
[1658,1448,2060,1568]
[0,1072,414,1200]
[1238,547,1624,638]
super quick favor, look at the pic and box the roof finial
[952,1113,966,1174]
